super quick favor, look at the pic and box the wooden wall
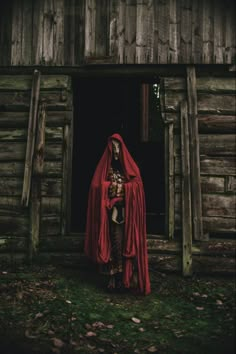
[163,74,236,235]
[0,75,73,242]
[0,0,235,66]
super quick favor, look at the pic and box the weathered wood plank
[53,0,64,65]
[43,0,54,64]
[180,0,192,63]
[225,176,236,193]
[191,0,202,63]
[153,0,169,64]
[0,142,62,161]
[202,0,213,63]
[0,215,29,236]
[164,92,185,112]
[198,115,236,133]
[0,177,62,197]
[95,0,108,57]
[164,77,236,93]
[165,122,175,239]
[175,176,226,194]
[175,155,236,176]
[0,161,62,177]
[74,0,85,64]
[199,135,236,156]
[85,0,96,57]
[1,235,235,256]
[61,124,70,235]
[186,65,203,240]
[0,127,63,141]
[198,94,236,114]
[34,102,46,176]
[0,111,72,128]
[202,194,236,218]
[0,75,71,90]
[117,0,126,63]
[41,197,61,214]
[0,91,71,112]
[109,0,119,58]
[41,216,61,235]
[203,216,236,233]
[174,134,236,156]
[64,0,75,65]
[136,0,149,63]
[213,0,224,64]
[29,180,40,261]
[180,100,192,276]
[169,0,179,63]
[21,0,33,65]
[32,0,44,64]
[176,193,236,218]
[11,0,23,65]
[0,2,12,66]
[125,0,136,63]
[21,70,41,207]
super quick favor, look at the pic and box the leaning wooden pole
[186,66,204,241]
[21,70,41,207]
[180,100,193,276]
[29,102,46,262]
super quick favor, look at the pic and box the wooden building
[0,0,235,274]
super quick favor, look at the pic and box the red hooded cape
[84,133,151,295]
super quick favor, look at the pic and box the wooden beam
[61,124,70,235]
[180,100,192,276]
[29,101,46,262]
[140,84,149,141]
[186,65,204,240]
[34,102,46,175]
[21,70,41,206]
[165,122,175,239]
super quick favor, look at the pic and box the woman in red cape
[84,133,151,295]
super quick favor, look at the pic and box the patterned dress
[100,164,126,290]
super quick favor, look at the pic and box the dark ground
[0,264,235,354]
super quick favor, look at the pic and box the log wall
[0,0,235,66]
[164,75,236,235]
[0,75,73,245]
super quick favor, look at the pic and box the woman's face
[111,139,120,160]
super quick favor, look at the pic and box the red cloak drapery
[84,133,151,295]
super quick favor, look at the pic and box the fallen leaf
[85,331,97,337]
[147,346,158,352]
[139,327,145,332]
[35,312,44,319]
[51,338,64,348]
[196,307,204,310]
[131,317,141,324]
[216,299,223,305]
[25,330,38,339]
[106,324,114,329]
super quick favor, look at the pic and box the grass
[0,264,235,354]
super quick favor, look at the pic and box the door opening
[71,78,165,235]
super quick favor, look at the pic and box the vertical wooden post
[141,84,149,142]
[29,102,46,262]
[160,78,175,240]
[21,70,41,206]
[180,100,192,276]
[186,65,204,240]
[165,122,175,240]
[61,124,70,235]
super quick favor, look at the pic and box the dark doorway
[71,78,165,235]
